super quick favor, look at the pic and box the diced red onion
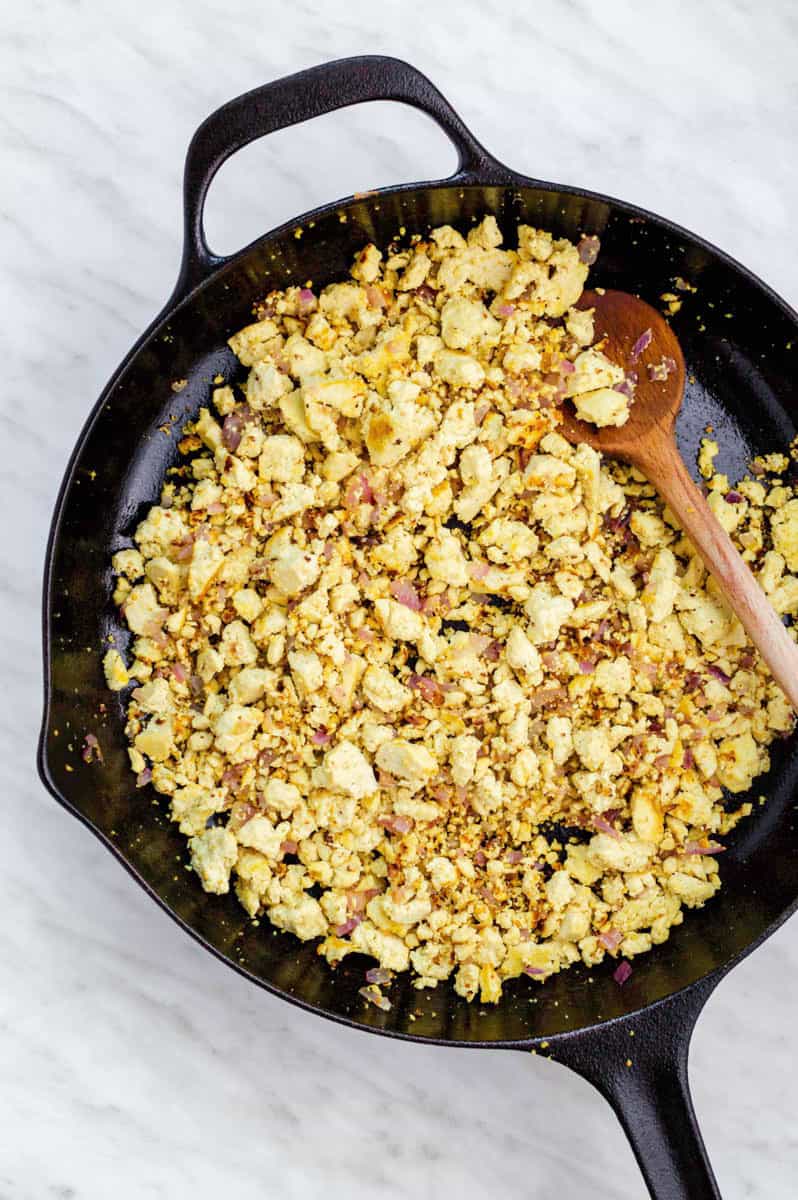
[474,850,487,866]
[505,849,523,864]
[469,560,491,581]
[359,984,391,1011]
[365,284,386,309]
[497,302,515,318]
[222,411,245,452]
[630,328,653,362]
[344,473,375,510]
[739,652,756,669]
[707,664,731,685]
[347,887,380,914]
[407,673,447,704]
[365,966,394,986]
[378,814,414,834]
[579,658,596,674]
[725,491,743,503]
[135,767,152,788]
[484,639,501,662]
[523,965,546,977]
[280,839,298,856]
[683,748,695,769]
[390,579,422,610]
[558,358,576,375]
[593,815,620,839]
[312,728,332,746]
[614,375,635,399]
[477,885,497,905]
[257,747,276,768]
[647,357,677,382]
[599,928,623,952]
[415,283,436,304]
[335,916,362,937]
[577,234,601,265]
[221,764,245,790]
[474,402,491,424]
[171,535,195,562]
[684,840,726,856]
[297,287,317,314]
[171,662,187,684]
[81,733,103,764]
[613,960,633,985]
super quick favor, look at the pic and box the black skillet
[37,56,798,1200]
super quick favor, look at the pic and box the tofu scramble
[104,217,798,1006]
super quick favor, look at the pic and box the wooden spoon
[558,288,798,710]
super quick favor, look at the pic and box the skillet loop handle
[175,54,512,299]
[549,983,721,1200]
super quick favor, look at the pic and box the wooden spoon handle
[643,437,798,710]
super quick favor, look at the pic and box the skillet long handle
[548,984,721,1200]
[641,434,798,710]
[175,54,514,298]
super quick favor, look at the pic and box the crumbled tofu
[572,387,630,428]
[319,741,377,799]
[110,216,795,1005]
[362,665,411,713]
[103,648,130,691]
[375,739,437,784]
[270,546,319,595]
[189,827,238,894]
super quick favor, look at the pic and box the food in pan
[105,217,797,1004]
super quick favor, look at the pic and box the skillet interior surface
[40,181,798,1045]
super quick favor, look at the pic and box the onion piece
[365,966,393,985]
[630,328,653,362]
[135,767,152,788]
[577,234,601,265]
[707,664,731,684]
[297,287,317,314]
[523,965,546,977]
[684,840,726,856]
[593,815,620,840]
[81,733,103,765]
[312,728,332,746]
[378,814,414,834]
[334,916,361,937]
[390,579,422,611]
[613,960,633,985]
[599,928,623,952]
[359,984,391,1011]
[221,411,245,452]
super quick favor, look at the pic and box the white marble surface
[3,1,798,1196]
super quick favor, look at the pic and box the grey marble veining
[2,0,797,1196]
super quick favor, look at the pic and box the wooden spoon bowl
[558,288,798,710]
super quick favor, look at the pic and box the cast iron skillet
[38,55,798,1200]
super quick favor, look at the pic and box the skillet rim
[37,170,798,1049]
